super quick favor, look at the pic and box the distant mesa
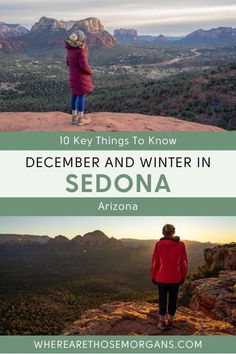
[0,22,29,38]
[181,26,236,45]
[114,28,168,43]
[0,230,122,249]
[28,16,117,49]
[1,19,235,51]
[0,22,29,50]
[0,16,116,50]
[71,235,83,244]
[0,233,50,246]
[114,26,236,45]
[47,235,70,246]
[31,16,105,33]
[114,28,138,42]
[48,230,122,249]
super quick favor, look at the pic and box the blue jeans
[71,95,85,112]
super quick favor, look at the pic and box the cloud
[0,0,235,35]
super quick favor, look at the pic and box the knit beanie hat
[70,30,86,43]
[65,30,86,48]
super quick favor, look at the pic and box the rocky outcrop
[0,17,116,51]
[190,270,236,325]
[0,234,50,244]
[75,230,122,248]
[74,18,105,33]
[31,17,76,32]
[0,112,225,132]
[72,18,116,47]
[0,22,29,39]
[114,29,138,42]
[204,243,236,270]
[189,244,236,325]
[31,17,105,33]
[70,231,122,249]
[0,231,122,250]
[0,22,28,50]
[0,39,25,50]
[182,26,236,45]
[30,16,116,48]
[63,301,236,335]
[47,235,70,247]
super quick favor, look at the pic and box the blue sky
[0,0,235,35]
[0,216,236,243]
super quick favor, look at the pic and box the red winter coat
[151,237,188,284]
[66,44,94,96]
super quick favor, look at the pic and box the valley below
[0,42,235,130]
[0,231,235,335]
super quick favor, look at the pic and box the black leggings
[157,283,180,316]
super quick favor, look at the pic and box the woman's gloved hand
[152,279,157,285]
[179,279,185,285]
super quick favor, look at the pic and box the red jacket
[151,237,188,284]
[66,44,94,96]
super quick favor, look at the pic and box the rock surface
[24,16,116,49]
[0,22,29,39]
[114,29,138,42]
[0,112,225,132]
[0,17,116,51]
[0,40,25,50]
[204,243,236,270]
[190,270,236,325]
[182,26,236,45]
[62,301,236,335]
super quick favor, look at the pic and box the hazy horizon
[0,216,236,243]
[0,0,236,36]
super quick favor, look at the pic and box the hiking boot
[72,114,78,125]
[166,320,173,330]
[78,116,91,126]
[158,321,167,331]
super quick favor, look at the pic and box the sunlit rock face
[62,301,236,335]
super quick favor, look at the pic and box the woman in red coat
[65,30,94,126]
[151,224,188,330]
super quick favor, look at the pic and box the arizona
[98,202,138,211]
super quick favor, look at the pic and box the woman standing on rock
[151,224,188,330]
[65,30,94,126]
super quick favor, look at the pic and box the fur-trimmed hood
[65,38,85,49]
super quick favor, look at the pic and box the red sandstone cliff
[62,301,236,335]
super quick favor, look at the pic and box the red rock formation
[204,243,236,270]
[189,270,236,325]
[0,40,25,50]
[30,17,116,48]
[0,112,225,132]
[62,301,236,335]
[0,22,29,38]
[0,17,116,51]
[31,17,76,32]
[114,29,138,42]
